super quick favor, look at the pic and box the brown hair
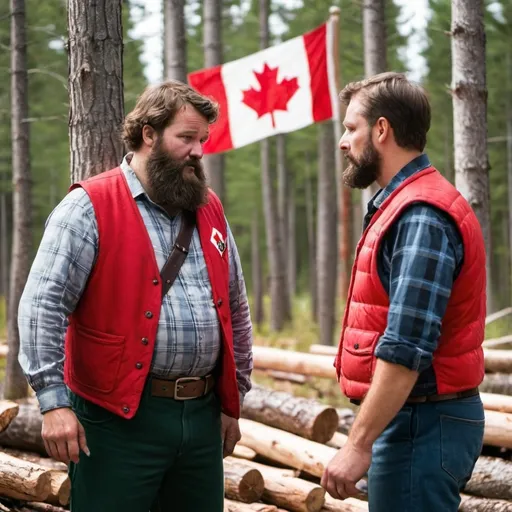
[339,72,431,152]
[122,80,219,151]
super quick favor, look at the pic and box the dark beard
[146,138,208,212]
[342,139,381,190]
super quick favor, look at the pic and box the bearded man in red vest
[321,72,486,511]
[18,81,253,512]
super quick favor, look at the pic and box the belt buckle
[174,376,202,401]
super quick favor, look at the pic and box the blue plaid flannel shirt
[18,156,253,413]
[365,154,464,396]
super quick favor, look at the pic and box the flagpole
[328,5,352,302]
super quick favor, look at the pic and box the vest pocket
[341,327,380,383]
[70,324,125,394]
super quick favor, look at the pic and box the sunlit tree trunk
[251,210,264,329]
[304,157,317,322]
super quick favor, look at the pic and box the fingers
[222,424,241,458]
[77,421,90,457]
[322,469,359,501]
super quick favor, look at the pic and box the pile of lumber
[1,381,512,511]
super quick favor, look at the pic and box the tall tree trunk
[164,0,187,82]
[68,0,124,182]
[330,8,352,302]
[277,135,294,303]
[361,0,386,210]
[251,210,264,329]
[0,172,8,302]
[451,0,492,311]
[259,0,290,331]
[203,0,225,200]
[305,155,318,322]
[5,0,31,399]
[287,174,296,300]
[507,51,512,306]
[317,123,338,345]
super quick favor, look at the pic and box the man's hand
[220,413,241,458]
[41,407,90,465]
[321,440,371,500]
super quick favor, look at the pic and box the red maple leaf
[242,63,300,128]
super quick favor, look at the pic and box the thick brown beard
[146,137,209,211]
[342,138,381,190]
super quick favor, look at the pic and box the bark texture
[317,123,338,345]
[0,452,51,501]
[242,385,338,444]
[464,456,512,501]
[259,0,290,331]
[5,0,31,401]
[224,459,265,504]
[68,0,124,182]
[451,0,492,310]
[203,0,225,199]
[164,0,187,82]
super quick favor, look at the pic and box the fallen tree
[464,456,512,501]
[459,494,512,511]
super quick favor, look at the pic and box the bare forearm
[348,359,419,450]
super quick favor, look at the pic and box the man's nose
[339,135,350,152]
[190,141,203,160]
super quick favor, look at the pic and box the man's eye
[181,135,192,142]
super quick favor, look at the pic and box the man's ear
[375,117,391,145]
[142,125,157,148]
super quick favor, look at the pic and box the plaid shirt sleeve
[374,204,464,373]
[226,221,253,406]
[18,188,98,413]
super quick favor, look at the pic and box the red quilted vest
[334,167,486,400]
[64,168,240,419]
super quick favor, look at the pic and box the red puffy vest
[64,168,240,419]
[335,167,486,400]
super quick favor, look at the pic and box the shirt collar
[371,153,431,210]
[120,153,148,200]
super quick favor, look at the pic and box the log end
[239,468,265,503]
[0,402,20,434]
[312,408,339,444]
[305,486,326,512]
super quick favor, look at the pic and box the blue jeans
[368,395,484,512]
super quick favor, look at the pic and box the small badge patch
[210,228,226,256]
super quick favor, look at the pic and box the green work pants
[68,379,224,512]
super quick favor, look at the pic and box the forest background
[1,0,511,354]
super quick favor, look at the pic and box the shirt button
[145,311,153,319]
[135,362,143,369]
[354,343,360,350]
[122,406,130,414]
[152,279,159,285]
[141,337,149,345]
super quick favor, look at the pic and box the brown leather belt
[150,375,215,400]
[350,387,479,406]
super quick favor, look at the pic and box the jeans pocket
[440,415,484,487]
[70,392,116,425]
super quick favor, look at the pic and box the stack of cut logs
[0,373,511,511]
[0,329,512,511]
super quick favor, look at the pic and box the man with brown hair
[321,72,486,511]
[18,80,253,511]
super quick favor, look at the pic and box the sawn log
[242,385,338,443]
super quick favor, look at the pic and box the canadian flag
[188,21,339,154]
